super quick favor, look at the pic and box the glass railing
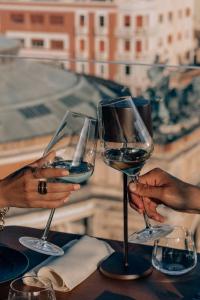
[0,55,199,241]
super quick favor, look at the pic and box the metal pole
[123,173,129,268]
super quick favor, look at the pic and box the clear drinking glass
[98,96,173,243]
[19,111,98,256]
[8,276,56,300]
[152,226,197,275]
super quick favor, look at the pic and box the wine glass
[19,111,98,256]
[98,96,173,244]
[8,276,56,300]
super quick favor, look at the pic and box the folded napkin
[24,236,114,292]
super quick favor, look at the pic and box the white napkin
[24,236,114,292]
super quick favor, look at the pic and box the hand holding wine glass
[129,168,200,218]
[20,111,97,256]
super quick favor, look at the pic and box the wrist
[0,180,9,208]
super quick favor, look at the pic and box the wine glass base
[19,237,64,256]
[99,252,152,280]
[129,224,173,244]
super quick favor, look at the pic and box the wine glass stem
[143,211,152,229]
[41,208,56,241]
[123,174,129,268]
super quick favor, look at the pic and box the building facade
[0,0,195,92]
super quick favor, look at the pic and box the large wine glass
[98,96,173,244]
[19,111,97,256]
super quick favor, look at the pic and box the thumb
[129,182,164,201]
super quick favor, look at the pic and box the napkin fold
[24,236,114,292]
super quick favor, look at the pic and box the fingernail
[64,197,69,203]
[73,184,81,191]
[62,170,69,175]
[130,183,137,192]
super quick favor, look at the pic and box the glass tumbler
[8,276,56,300]
[152,226,197,275]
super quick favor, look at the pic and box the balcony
[75,26,89,36]
[94,26,108,36]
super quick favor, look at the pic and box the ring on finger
[38,180,48,195]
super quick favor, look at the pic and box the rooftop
[0,60,126,143]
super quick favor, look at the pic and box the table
[0,226,200,300]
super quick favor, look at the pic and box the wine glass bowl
[19,111,97,256]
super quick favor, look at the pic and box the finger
[129,181,164,200]
[29,198,69,209]
[32,168,69,179]
[26,191,72,201]
[129,193,144,210]
[129,201,144,214]
[142,203,165,223]
[24,180,80,193]
[30,151,56,168]
[138,168,165,186]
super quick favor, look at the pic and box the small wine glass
[8,276,56,300]
[19,111,98,256]
[98,96,173,244]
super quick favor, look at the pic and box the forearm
[187,185,200,213]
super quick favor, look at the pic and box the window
[80,15,85,26]
[185,51,190,60]
[18,39,25,47]
[80,39,85,51]
[51,40,64,50]
[167,34,173,44]
[32,39,44,48]
[124,40,130,51]
[81,63,85,73]
[50,15,64,25]
[186,8,191,17]
[177,32,182,40]
[125,65,131,75]
[168,12,173,21]
[31,14,44,24]
[11,14,24,23]
[136,40,142,53]
[124,15,131,27]
[158,38,163,47]
[99,16,105,27]
[158,14,163,23]
[99,40,105,52]
[19,104,51,119]
[100,64,104,75]
[136,16,143,28]
[178,10,182,18]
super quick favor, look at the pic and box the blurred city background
[0,0,200,248]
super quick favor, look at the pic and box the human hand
[0,152,80,209]
[128,168,198,222]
